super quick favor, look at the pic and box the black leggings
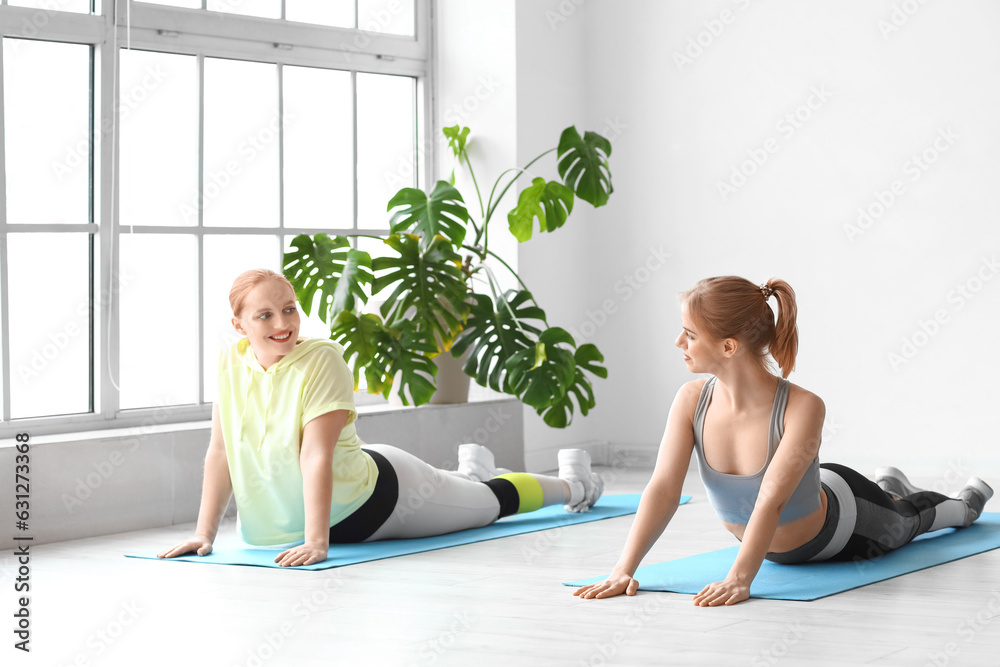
[327,448,399,543]
[766,462,963,564]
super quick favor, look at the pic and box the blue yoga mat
[128,494,680,570]
[566,512,1000,601]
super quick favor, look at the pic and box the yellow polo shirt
[216,337,378,546]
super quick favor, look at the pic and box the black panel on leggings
[484,477,520,519]
[328,448,399,543]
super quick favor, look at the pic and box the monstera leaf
[538,344,608,428]
[369,319,440,406]
[330,310,391,391]
[443,125,470,159]
[372,234,470,351]
[387,181,469,249]
[451,289,547,393]
[507,177,575,242]
[284,233,372,322]
[557,127,613,208]
[505,327,578,412]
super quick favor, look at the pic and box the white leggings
[362,444,503,541]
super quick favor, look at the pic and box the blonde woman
[574,276,992,606]
[159,269,603,567]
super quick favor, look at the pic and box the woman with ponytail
[574,276,992,606]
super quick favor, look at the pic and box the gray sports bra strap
[768,378,791,456]
[693,376,717,444]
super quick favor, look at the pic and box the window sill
[0,386,518,448]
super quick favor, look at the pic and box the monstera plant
[282,125,613,428]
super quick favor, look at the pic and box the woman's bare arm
[574,381,700,599]
[158,404,233,558]
[273,409,348,567]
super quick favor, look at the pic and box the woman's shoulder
[673,377,711,414]
[784,381,825,421]
[293,338,346,360]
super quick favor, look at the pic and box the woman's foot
[956,477,993,527]
[875,466,924,500]
[455,443,511,482]
[558,449,604,513]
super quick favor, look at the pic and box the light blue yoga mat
[566,512,1000,601]
[128,494,682,570]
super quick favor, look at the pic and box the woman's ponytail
[763,278,798,378]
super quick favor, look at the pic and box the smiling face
[231,278,301,370]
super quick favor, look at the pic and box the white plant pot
[428,348,472,405]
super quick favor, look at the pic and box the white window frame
[0,0,433,438]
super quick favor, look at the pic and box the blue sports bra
[692,376,821,525]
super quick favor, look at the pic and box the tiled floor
[3,465,999,666]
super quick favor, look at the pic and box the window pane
[286,0,354,27]
[3,39,90,225]
[203,235,278,402]
[137,0,201,7]
[356,73,414,230]
[8,0,92,12]
[119,234,199,409]
[204,58,280,228]
[120,50,199,227]
[283,66,353,230]
[206,0,280,19]
[358,0,414,37]
[7,233,90,419]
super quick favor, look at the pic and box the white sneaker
[558,448,604,513]
[956,477,993,527]
[875,466,924,499]
[456,443,511,482]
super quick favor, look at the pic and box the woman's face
[232,279,301,369]
[675,302,726,374]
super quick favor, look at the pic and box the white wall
[506,0,1000,480]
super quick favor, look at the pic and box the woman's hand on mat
[274,541,328,567]
[693,578,750,606]
[572,572,639,599]
[157,536,214,559]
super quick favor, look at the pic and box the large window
[0,0,429,436]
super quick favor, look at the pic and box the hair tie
[760,283,774,300]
